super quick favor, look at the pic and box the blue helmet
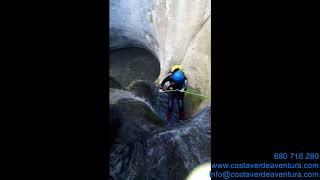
[172,70,185,84]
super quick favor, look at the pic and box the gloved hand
[178,89,184,92]
[159,88,163,92]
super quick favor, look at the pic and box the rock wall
[109,0,160,58]
[110,0,211,115]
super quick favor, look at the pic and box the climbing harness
[154,89,211,125]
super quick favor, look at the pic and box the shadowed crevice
[110,47,160,88]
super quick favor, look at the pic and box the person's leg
[166,92,174,121]
[178,92,185,120]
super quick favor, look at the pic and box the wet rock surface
[110,99,163,144]
[110,48,160,88]
[110,86,211,180]
[110,77,123,89]
[110,104,211,180]
[127,80,158,105]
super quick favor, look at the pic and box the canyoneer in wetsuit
[159,65,188,123]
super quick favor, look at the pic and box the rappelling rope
[155,89,210,121]
[160,89,211,99]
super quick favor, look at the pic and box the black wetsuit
[159,71,188,121]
